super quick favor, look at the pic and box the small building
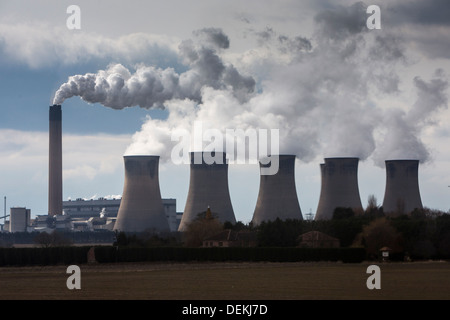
[203,230,257,248]
[298,231,340,248]
[379,246,392,261]
[9,207,31,232]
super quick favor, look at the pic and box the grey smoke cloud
[382,0,450,60]
[385,0,450,27]
[372,70,449,165]
[314,1,368,40]
[127,4,448,164]
[193,27,230,49]
[53,64,181,109]
[53,2,449,167]
[253,27,312,54]
[53,28,255,107]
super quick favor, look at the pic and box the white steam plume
[53,28,255,108]
[53,4,449,167]
[372,70,448,165]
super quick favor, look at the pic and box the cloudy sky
[0,0,449,222]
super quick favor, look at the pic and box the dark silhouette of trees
[34,230,73,247]
[182,208,224,247]
[256,218,303,247]
[353,217,403,259]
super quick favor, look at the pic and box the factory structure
[1,105,427,235]
[2,198,181,234]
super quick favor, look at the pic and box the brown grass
[0,261,449,300]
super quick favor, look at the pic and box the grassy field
[0,261,449,300]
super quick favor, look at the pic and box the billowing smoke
[53,3,449,166]
[372,70,448,165]
[53,27,255,108]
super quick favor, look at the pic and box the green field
[0,261,449,300]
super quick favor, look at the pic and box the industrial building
[39,103,429,235]
[1,198,181,233]
[63,197,181,231]
[6,207,31,232]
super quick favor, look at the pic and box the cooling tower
[178,151,236,231]
[113,155,170,233]
[48,104,63,216]
[315,157,363,220]
[382,159,423,216]
[251,155,303,226]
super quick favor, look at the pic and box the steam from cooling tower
[51,3,449,165]
[52,28,255,108]
[372,70,448,166]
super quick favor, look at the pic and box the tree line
[175,204,450,260]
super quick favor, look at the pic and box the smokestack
[315,157,363,220]
[113,155,170,233]
[48,104,62,216]
[251,155,303,226]
[178,151,236,231]
[382,159,423,216]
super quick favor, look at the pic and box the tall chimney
[114,155,170,233]
[382,159,423,216]
[315,157,363,220]
[178,151,236,231]
[251,155,303,226]
[48,104,62,216]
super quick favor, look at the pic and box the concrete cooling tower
[382,159,423,216]
[114,155,170,233]
[251,155,303,226]
[48,105,63,216]
[178,151,236,231]
[315,157,363,220]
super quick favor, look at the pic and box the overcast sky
[0,0,449,222]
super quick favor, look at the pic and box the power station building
[315,157,363,220]
[63,197,181,231]
[251,155,303,225]
[41,103,430,236]
[7,207,31,233]
[45,104,180,233]
[178,151,236,231]
[382,159,423,216]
